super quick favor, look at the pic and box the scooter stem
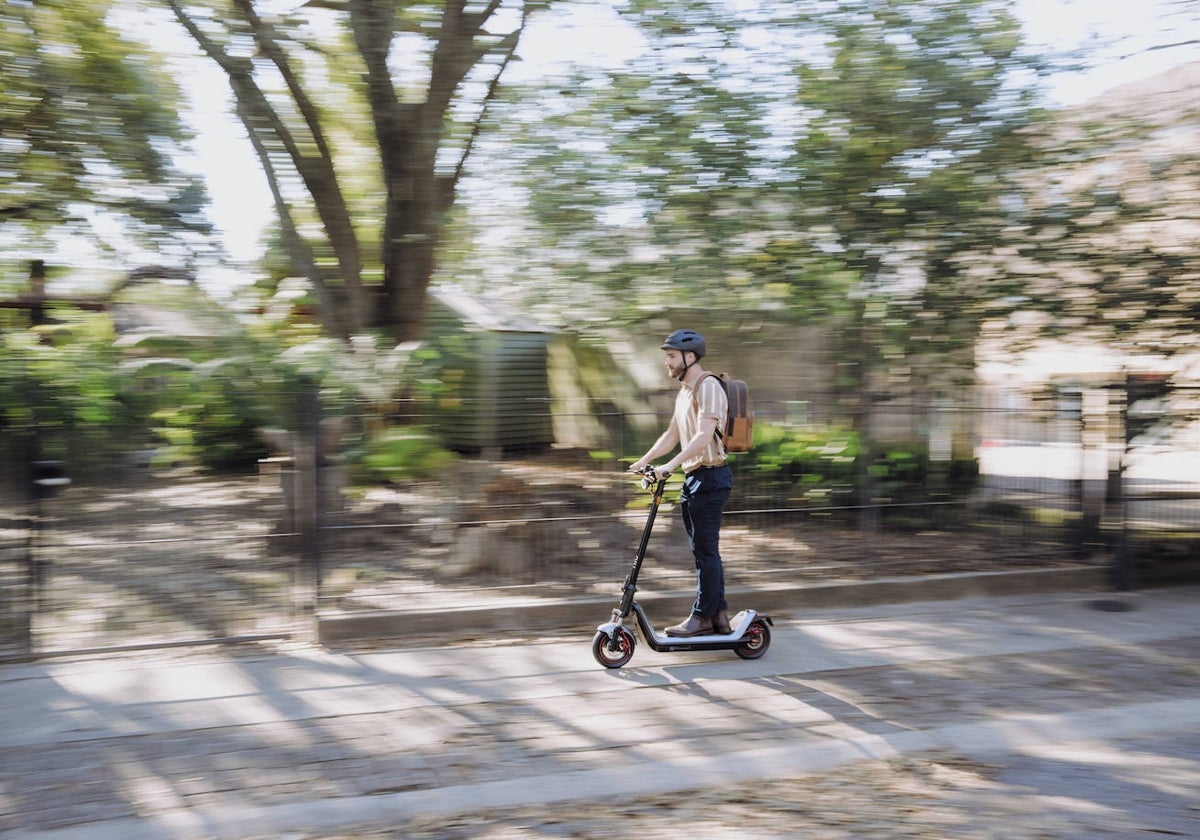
[619,474,666,614]
[632,476,667,567]
[619,472,667,619]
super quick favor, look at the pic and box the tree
[448,1,816,324]
[978,61,1200,357]
[166,0,539,341]
[461,0,1045,394]
[0,0,212,273]
[785,0,1045,393]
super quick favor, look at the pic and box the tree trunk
[176,0,526,343]
[353,0,471,342]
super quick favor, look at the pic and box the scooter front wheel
[734,619,771,660]
[592,627,636,668]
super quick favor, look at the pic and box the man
[629,329,733,637]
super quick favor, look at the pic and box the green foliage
[746,422,861,505]
[0,311,136,471]
[273,333,423,418]
[147,380,272,473]
[0,0,213,261]
[741,421,977,507]
[0,261,462,479]
[463,0,1046,403]
[143,330,435,473]
[352,429,457,484]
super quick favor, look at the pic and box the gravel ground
[253,740,1200,839]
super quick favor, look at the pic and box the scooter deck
[597,608,765,650]
[645,609,757,646]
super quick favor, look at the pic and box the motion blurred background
[2,0,1199,657]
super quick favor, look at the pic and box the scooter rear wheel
[592,628,636,668]
[734,619,771,660]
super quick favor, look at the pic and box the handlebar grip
[637,465,671,488]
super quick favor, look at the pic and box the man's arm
[629,417,681,474]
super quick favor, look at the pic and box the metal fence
[0,388,313,660]
[1,455,303,660]
[3,386,1198,659]
[312,393,1079,619]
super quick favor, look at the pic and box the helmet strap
[677,352,696,381]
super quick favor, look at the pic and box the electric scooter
[591,466,773,669]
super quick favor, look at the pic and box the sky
[1016,0,1200,103]
[181,0,1200,278]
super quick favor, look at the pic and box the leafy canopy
[0,0,212,273]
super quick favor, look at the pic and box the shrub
[740,421,976,509]
[352,428,457,483]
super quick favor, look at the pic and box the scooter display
[592,467,773,668]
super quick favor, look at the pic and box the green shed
[425,286,555,453]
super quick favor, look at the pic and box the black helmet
[660,329,706,359]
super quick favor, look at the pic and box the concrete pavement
[2,586,1199,839]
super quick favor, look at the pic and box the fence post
[9,378,39,657]
[296,379,322,639]
[857,397,880,535]
[17,438,38,658]
[1077,388,1109,556]
[1113,380,1138,591]
[928,399,953,530]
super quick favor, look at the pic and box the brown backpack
[694,372,754,454]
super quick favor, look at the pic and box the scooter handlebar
[636,465,672,489]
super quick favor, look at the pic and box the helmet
[659,329,706,359]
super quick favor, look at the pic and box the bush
[744,422,859,505]
[740,421,976,508]
[151,399,271,473]
[352,428,457,483]
[0,313,141,477]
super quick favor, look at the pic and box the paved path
[2,587,1199,839]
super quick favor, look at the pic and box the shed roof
[432,285,551,334]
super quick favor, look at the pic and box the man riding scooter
[629,329,734,637]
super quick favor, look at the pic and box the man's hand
[629,461,672,481]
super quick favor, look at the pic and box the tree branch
[168,0,367,334]
[347,0,404,159]
[234,0,336,165]
[449,26,525,198]
[235,97,347,339]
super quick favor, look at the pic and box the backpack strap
[690,373,728,442]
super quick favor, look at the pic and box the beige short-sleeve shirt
[674,374,728,472]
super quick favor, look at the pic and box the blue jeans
[679,464,732,618]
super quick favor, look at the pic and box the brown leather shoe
[665,614,713,637]
[713,609,732,634]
